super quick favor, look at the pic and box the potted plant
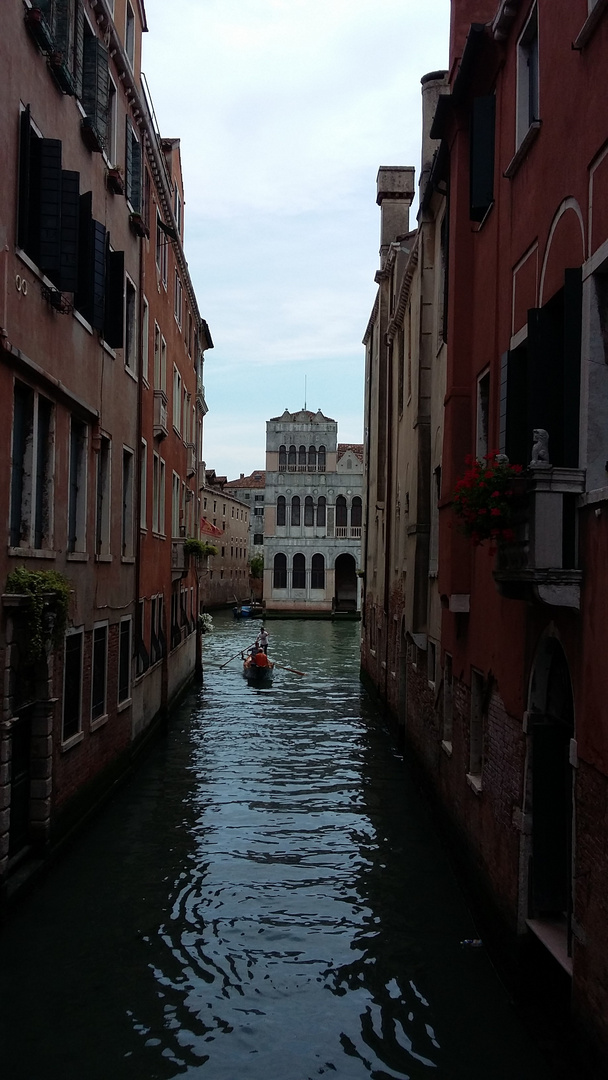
[129,212,150,239]
[106,166,125,195]
[452,452,524,547]
[4,567,70,661]
[184,538,218,561]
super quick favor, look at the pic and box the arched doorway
[334,553,357,612]
[527,637,574,923]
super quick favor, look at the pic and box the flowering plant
[452,452,523,545]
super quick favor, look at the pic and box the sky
[141,0,450,480]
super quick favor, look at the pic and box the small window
[304,496,314,526]
[469,669,485,780]
[516,4,539,149]
[141,297,149,383]
[443,654,453,746]
[273,552,287,588]
[317,497,326,527]
[174,271,183,327]
[118,617,132,703]
[63,630,83,742]
[68,418,87,554]
[125,277,137,372]
[125,2,135,67]
[91,624,108,722]
[292,552,305,589]
[476,370,490,461]
[291,496,300,526]
[122,447,134,557]
[311,553,325,589]
[140,439,147,529]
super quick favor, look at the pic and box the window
[125,121,142,212]
[10,382,54,550]
[125,1,135,66]
[153,453,165,533]
[273,552,287,588]
[317,496,326,527]
[91,624,108,722]
[63,629,83,742]
[308,445,316,470]
[161,338,167,391]
[140,439,147,529]
[336,495,347,529]
[96,435,111,556]
[156,211,168,286]
[351,497,362,529]
[141,297,149,383]
[470,95,496,221]
[311,553,325,589]
[80,19,110,153]
[288,445,296,469]
[293,553,306,589]
[476,370,490,461]
[254,533,263,545]
[125,276,137,372]
[150,594,165,665]
[135,598,149,677]
[304,496,314,526]
[174,271,183,327]
[317,445,326,471]
[469,669,485,781]
[173,367,182,432]
[107,78,117,165]
[291,495,300,526]
[153,323,161,389]
[428,641,437,687]
[68,418,87,553]
[277,496,286,526]
[443,654,453,747]
[18,108,80,292]
[172,472,180,537]
[298,445,306,468]
[118,617,132,704]
[516,4,539,148]
[174,186,182,236]
[122,447,134,556]
[279,445,287,470]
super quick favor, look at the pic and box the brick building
[199,467,251,609]
[362,0,608,1069]
[224,469,266,557]
[0,0,211,892]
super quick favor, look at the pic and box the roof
[268,408,335,424]
[338,443,364,463]
[225,471,266,490]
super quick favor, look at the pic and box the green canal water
[0,614,557,1079]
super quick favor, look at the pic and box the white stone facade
[263,409,363,615]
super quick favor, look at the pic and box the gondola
[242,655,274,684]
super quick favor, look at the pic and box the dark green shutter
[104,247,124,348]
[470,95,495,222]
[82,35,109,149]
[73,1,85,99]
[75,191,93,320]
[91,220,106,330]
[58,169,80,292]
[35,138,63,278]
[52,0,71,58]
[130,132,142,212]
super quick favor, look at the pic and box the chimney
[240,473,244,479]
[419,70,449,200]
[376,166,415,268]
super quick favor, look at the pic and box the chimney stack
[376,166,415,268]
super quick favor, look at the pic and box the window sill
[101,339,116,359]
[152,531,166,540]
[124,364,137,382]
[441,740,453,758]
[504,121,541,179]
[121,555,136,564]
[95,553,112,563]
[117,697,132,713]
[73,309,94,335]
[8,547,56,559]
[466,772,483,795]
[67,552,89,562]
[90,713,108,732]
[61,730,84,752]
[573,0,608,48]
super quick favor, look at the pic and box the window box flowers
[453,452,524,546]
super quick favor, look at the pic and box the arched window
[298,445,307,468]
[351,496,362,528]
[308,445,316,470]
[277,495,286,526]
[292,552,306,589]
[304,496,314,526]
[288,444,296,469]
[317,496,326,527]
[311,553,325,589]
[278,445,287,470]
[336,495,347,528]
[273,552,287,588]
[291,495,300,526]
[317,445,326,471]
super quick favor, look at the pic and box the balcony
[171,540,187,579]
[153,390,168,440]
[493,466,585,609]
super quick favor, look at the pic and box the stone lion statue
[530,428,550,466]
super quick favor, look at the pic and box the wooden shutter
[52,0,71,58]
[35,138,63,278]
[73,1,85,99]
[17,107,32,252]
[470,95,495,222]
[82,34,109,149]
[563,268,582,468]
[125,122,142,211]
[58,169,80,292]
[91,219,106,330]
[104,247,124,348]
[76,191,93,321]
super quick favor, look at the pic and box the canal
[0,614,557,1080]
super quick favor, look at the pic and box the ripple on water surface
[0,615,556,1080]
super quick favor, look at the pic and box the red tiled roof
[225,471,266,489]
[337,443,364,463]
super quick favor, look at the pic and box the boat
[233,602,264,619]
[242,655,274,684]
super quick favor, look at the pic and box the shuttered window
[82,30,109,151]
[470,95,496,221]
[104,247,125,347]
[125,121,142,212]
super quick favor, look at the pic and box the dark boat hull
[242,660,274,684]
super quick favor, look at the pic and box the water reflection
[0,615,555,1079]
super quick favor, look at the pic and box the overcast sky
[142,0,450,480]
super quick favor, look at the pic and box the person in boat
[244,644,270,669]
[257,627,269,654]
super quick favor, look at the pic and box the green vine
[183,538,218,559]
[5,567,70,661]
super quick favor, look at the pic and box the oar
[273,663,306,676]
[219,642,257,669]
